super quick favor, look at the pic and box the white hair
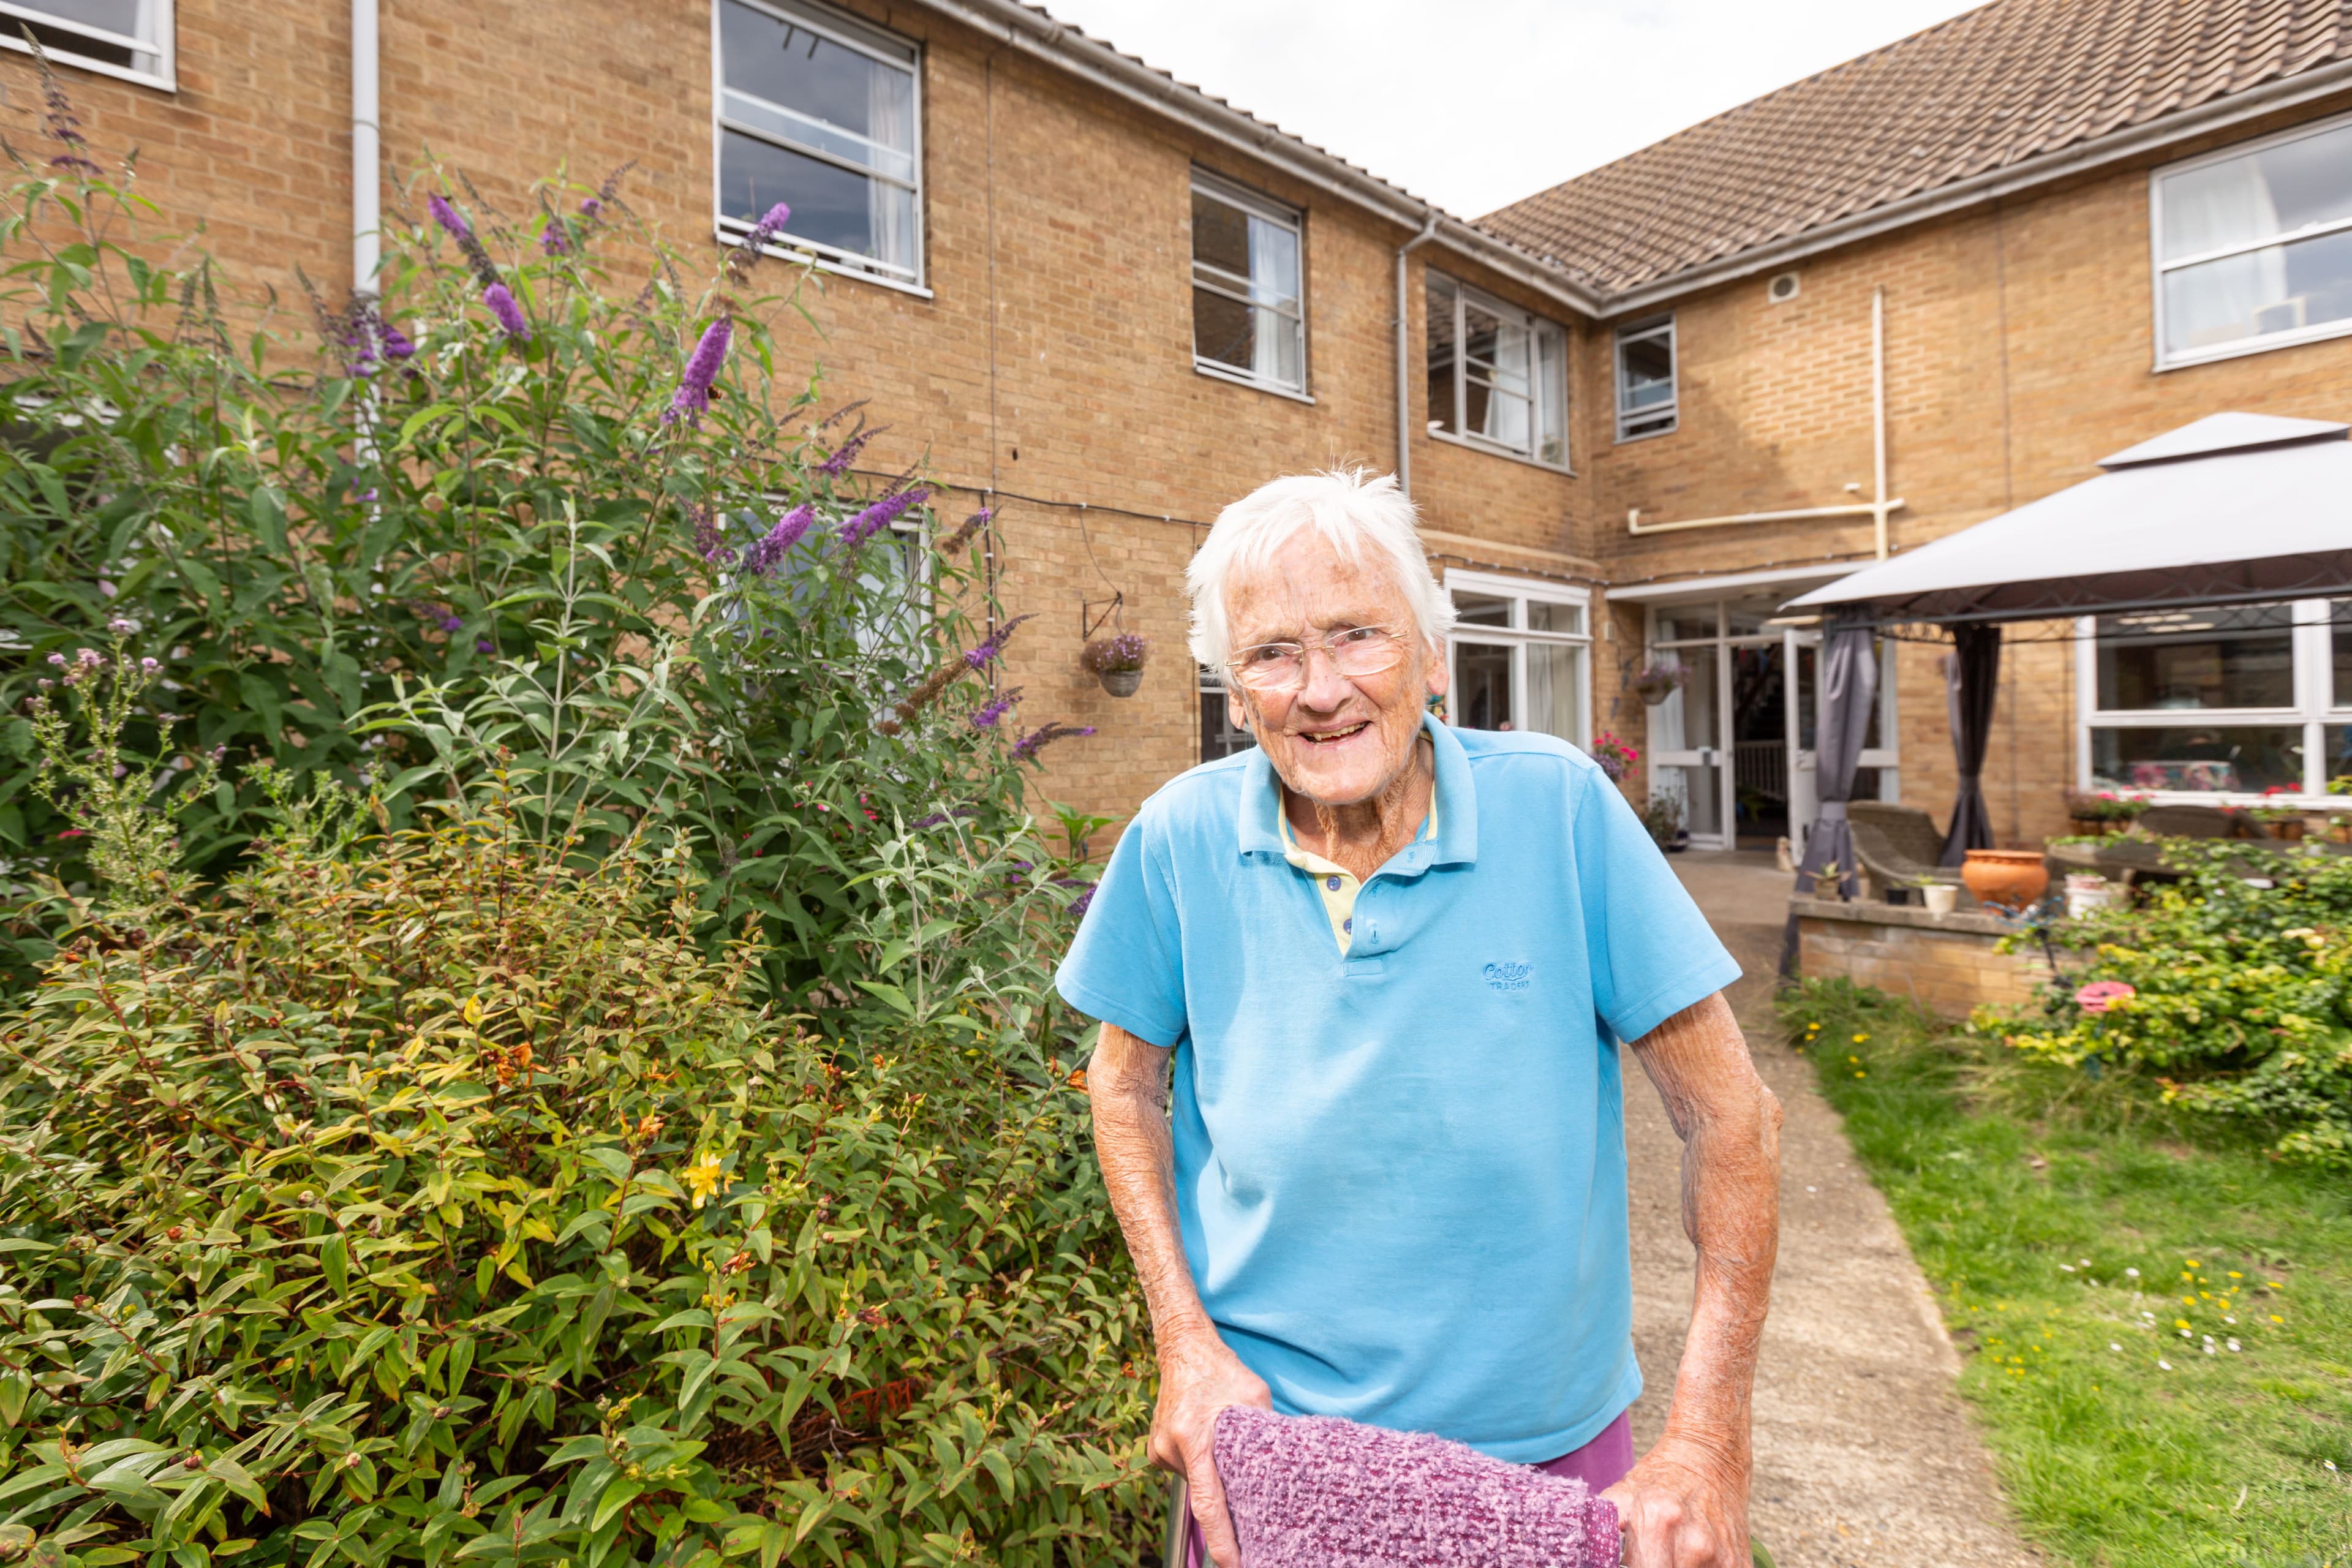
[1186,469,1455,669]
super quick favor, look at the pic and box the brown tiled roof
[1479,0,2352,296]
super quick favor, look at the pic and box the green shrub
[0,803,1155,1568]
[1999,841,2352,1164]
[0,68,1079,997]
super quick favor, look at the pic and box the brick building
[5,0,2350,846]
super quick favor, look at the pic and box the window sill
[0,34,173,92]
[1191,361,1314,404]
[2155,316,2352,372]
[712,225,932,300]
[1425,427,1572,476]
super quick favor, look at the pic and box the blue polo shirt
[1055,717,1740,1461]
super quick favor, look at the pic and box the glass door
[1646,602,1725,846]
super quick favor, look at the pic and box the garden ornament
[1067,470,1779,1568]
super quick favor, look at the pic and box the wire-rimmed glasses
[1225,625,1409,693]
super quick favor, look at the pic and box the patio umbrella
[1784,412,2352,625]
[1780,611,1876,976]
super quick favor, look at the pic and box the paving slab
[1624,851,2040,1568]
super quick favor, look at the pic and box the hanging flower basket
[1632,662,1689,706]
[1080,632,1149,698]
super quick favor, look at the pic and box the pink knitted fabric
[1213,1406,1621,1567]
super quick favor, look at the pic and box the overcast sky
[1038,0,1985,217]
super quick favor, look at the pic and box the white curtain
[2162,156,2286,352]
[1248,216,1302,386]
[866,65,915,273]
[1480,314,1532,451]
[1525,643,1584,744]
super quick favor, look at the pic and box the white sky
[1037,0,1986,217]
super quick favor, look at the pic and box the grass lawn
[1780,979,2352,1568]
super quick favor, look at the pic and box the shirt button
[1343,917,1353,933]
[1325,875,1341,891]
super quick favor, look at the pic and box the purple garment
[1188,1406,1624,1567]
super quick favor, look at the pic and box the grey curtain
[1939,624,2001,865]
[1781,615,1879,976]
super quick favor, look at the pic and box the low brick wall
[1791,897,2059,1018]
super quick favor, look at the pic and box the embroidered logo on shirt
[1483,961,1533,992]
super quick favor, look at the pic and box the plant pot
[2064,872,2116,919]
[1921,883,1959,916]
[2070,816,2124,837]
[1962,849,2048,912]
[1811,869,1845,900]
[2265,817,2306,842]
[1097,668,1143,698]
[2331,818,2352,846]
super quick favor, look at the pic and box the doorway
[1729,643,1789,848]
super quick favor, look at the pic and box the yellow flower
[684,1152,723,1209]
[2175,1319,2190,1329]
[2226,1270,2242,1280]
[1852,1033,1869,1042]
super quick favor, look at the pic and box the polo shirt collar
[1235,714,1478,869]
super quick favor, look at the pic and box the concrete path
[1624,851,2039,1568]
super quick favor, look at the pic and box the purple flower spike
[1068,884,1096,918]
[483,282,530,341]
[1011,722,1095,763]
[476,638,494,654]
[665,317,732,427]
[540,223,568,256]
[580,197,601,216]
[816,424,878,479]
[380,321,415,359]
[964,611,1036,671]
[739,503,815,575]
[838,486,930,551]
[428,194,470,240]
[439,613,464,633]
[970,687,1022,730]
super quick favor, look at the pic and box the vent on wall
[1767,271,1801,304]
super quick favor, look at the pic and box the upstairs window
[0,0,173,88]
[714,0,922,288]
[1614,316,1676,440]
[2154,112,2352,368]
[1424,270,1568,467]
[1191,171,1305,395]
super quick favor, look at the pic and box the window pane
[1528,641,1585,745]
[2327,723,2352,791]
[723,89,914,183]
[1656,766,1720,837]
[1535,325,1567,466]
[2160,121,2352,262]
[1191,186,1302,389]
[2095,605,2295,710]
[1454,642,1513,730]
[720,129,914,273]
[1617,330,1674,413]
[1192,286,1256,374]
[1655,607,1716,643]
[1424,273,1460,436]
[1452,591,1512,627]
[1651,646,1718,751]
[1527,600,1583,635]
[1192,188,1251,277]
[2336,600,2352,708]
[18,0,147,36]
[1464,300,1533,454]
[2090,725,2304,794]
[722,0,914,154]
[2162,228,2352,356]
[1725,595,1779,639]
[1199,669,1254,761]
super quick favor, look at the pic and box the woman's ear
[1422,636,1452,702]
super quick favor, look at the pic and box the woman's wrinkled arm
[1088,1022,1268,1568]
[1607,991,1783,1568]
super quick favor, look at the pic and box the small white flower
[2079,1259,2091,1267]
[2204,1343,2217,1355]
[2108,1343,2122,1352]
[2125,1267,2141,1278]
[2223,1315,2236,1324]
[2060,1264,2076,1273]
[2180,1329,2192,1338]
[2158,1360,2174,1370]
[2226,1340,2241,1352]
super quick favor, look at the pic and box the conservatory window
[1442,571,1591,747]
[1191,171,1306,396]
[2152,111,2352,368]
[714,0,923,289]
[0,1,173,88]
[1424,270,1569,467]
[2079,599,2352,798]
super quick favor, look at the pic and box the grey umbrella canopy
[1785,412,2352,625]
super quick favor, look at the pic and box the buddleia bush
[1998,840,2352,1164]
[0,61,1089,995]
[0,794,1156,1568]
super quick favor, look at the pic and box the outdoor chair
[1848,802,1962,899]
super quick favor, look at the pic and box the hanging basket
[1081,633,1149,698]
[1098,668,1144,698]
[1632,663,1688,706]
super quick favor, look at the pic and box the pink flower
[2075,981,2136,1014]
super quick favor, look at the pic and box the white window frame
[709,0,928,297]
[1613,315,1678,441]
[1197,665,1255,763]
[0,1,174,91]
[2073,598,2352,804]
[1442,569,1593,749]
[1189,168,1311,401]
[1424,269,1570,472]
[2149,108,2352,371]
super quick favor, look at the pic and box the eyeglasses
[1225,625,1409,692]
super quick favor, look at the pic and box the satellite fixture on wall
[1768,272,1801,304]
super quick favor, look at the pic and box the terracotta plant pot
[2331,818,2352,846]
[2265,817,2305,842]
[1098,668,1143,698]
[1961,849,2049,912]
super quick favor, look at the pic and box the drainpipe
[1393,211,1438,497]
[352,0,380,298]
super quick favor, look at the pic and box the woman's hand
[1148,1332,1272,1568]
[1604,1433,1751,1567]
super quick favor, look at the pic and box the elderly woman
[1056,470,1780,1568]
